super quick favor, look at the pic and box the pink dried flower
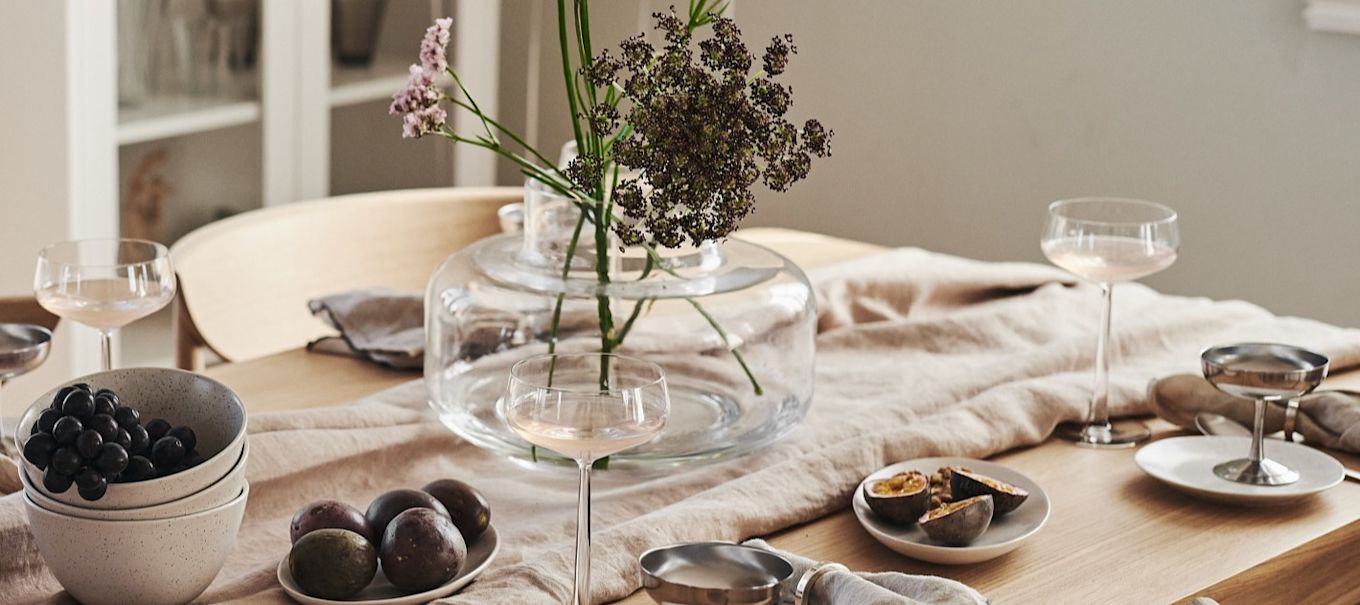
[390,64,439,113]
[420,17,453,74]
[401,105,447,139]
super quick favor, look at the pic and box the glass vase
[425,179,816,467]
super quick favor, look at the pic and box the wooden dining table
[201,228,1360,604]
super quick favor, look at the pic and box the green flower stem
[557,0,585,148]
[445,98,565,179]
[686,298,763,396]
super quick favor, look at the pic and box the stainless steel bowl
[0,324,52,382]
[640,542,793,605]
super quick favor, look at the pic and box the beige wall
[495,0,1360,327]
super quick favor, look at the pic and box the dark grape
[94,443,129,476]
[22,433,58,469]
[113,405,139,428]
[182,450,204,469]
[114,428,132,450]
[77,477,108,501]
[70,382,91,392]
[120,456,156,482]
[52,416,83,444]
[74,467,103,490]
[30,423,40,435]
[151,436,185,469]
[60,390,95,419]
[50,447,83,475]
[76,430,103,460]
[127,424,150,455]
[37,408,61,434]
[42,466,73,493]
[168,426,197,452]
[93,393,117,417]
[51,386,76,411]
[145,418,171,443]
[94,388,118,401]
[87,414,119,442]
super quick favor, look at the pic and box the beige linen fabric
[2,248,1358,604]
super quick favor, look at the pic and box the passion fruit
[917,495,993,546]
[380,507,467,592]
[365,488,450,548]
[863,471,930,525]
[422,479,491,543]
[288,528,378,600]
[291,500,374,544]
[950,469,1029,516]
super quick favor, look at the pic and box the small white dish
[278,524,501,605]
[852,457,1050,565]
[1135,436,1344,506]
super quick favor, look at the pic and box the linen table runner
[2,248,1358,604]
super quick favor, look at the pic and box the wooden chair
[0,297,59,331]
[170,187,521,370]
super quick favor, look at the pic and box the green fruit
[380,508,466,592]
[422,479,491,542]
[365,489,449,547]
[918,495,993,546]
[289,529,378,600]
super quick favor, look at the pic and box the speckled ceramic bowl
[16,368,247,510]
[24,483,248,605]
[21,439,249,521]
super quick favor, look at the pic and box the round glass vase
[425,179,816,467]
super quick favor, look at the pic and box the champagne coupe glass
[1201,343,1328,485]
[34,239,176,371]
[0,324,52,456]
[1041,198,1179,448]
[503,353,669,605]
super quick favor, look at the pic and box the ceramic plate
[852,457,1049,565]
[1135,436,1343,506]
[278,524,500,605]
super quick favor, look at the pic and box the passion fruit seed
[918,494,993,546]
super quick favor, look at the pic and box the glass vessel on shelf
[427,179,817,467]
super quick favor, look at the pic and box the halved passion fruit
[950,469,1029,516]
[863,471,930,526]
[917,495,993,546]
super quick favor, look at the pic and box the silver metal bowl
[640,542,793,605]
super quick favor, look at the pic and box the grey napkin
[307,288,425,370]
[743,539,989,605]
[1149,374,1360,453]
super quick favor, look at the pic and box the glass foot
[1213,458,1299,486]
[1054,420,1150,449]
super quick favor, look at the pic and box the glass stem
[1249,399,1267,464]
[99,330,113,372]
[1088,282,1114,430]
[573,460,592,605]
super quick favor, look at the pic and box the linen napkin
[306,288,425,369]
[1148,374,1360,453]
[742,539,989,605]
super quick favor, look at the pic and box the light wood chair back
[170,187,520,369]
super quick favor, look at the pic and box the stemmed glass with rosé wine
[35,239,176,371]
[1042,198,1179,448]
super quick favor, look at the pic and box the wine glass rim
[509,352,667,393]
[37,238,171,268]
[1047,197,1178,226]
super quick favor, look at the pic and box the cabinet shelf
[117,96,261,146]
[330,57,413,108]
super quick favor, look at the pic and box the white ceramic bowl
[24,483,248,605]
[852,457,1050,565]
[17,368,247,510]
[21,439,249,521]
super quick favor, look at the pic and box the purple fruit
[364,489,449,547]
[291,500,374,544]
[422,479,491,542]
[379,508,466,592]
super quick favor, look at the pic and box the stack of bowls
[14,368,249,605]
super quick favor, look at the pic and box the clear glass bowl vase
[425,180,816,467]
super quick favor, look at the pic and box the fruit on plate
[422,479,491,542]
[863,471,930,525]
[291,500,374,544]
[380,508,467,592]
[22,383,205,501]
[917,495,993,546]
[365,489,450,547]
[950,469,1029,517]
[288,528,378,600]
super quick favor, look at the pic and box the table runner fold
[2,247,1358,604]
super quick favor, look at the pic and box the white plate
[1135,436,1343,506]
[852,457,1050,565]
[278,524,500,605]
